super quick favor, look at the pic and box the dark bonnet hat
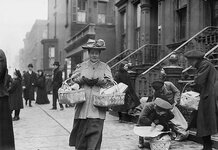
[184,50,205,59]
[53,61,60,66]
[15,69,22,79]
[28,64,33,68]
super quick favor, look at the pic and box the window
[49,47,55,68]
[65,0,69,27]
[121,11,127,51]
[136,3,141,48]
[177,7,187,40]
[98,2,107,24]
[136,3,141,28]
[77,0,87,23]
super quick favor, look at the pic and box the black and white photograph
[0,0,218,150]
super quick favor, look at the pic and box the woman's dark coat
[8,78,23,110]
[0,49,15,150]
[23,71,37,100]
[36,75,50,104]
[193,59,218,137]
[113,69,140,112]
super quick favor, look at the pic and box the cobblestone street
[12,95,205,150]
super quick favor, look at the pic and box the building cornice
[131,0,140,5]
[115,0,127,8]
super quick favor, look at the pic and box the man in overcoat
[23,64,37,107]
[184,50,218,150]
[51,61,64,110]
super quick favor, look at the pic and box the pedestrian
[151,80,180,105]
[184,50,218,150]
[137,98,175,148]
[50,61,64,110]
[8,69,24,121]
[35,70,50,104]
[69,39,113,150]
[23,64,37,107]
[151,80,188,140]
[113,62,140,121]
[0,49,15,150]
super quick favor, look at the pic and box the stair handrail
[110,44,151,69]
[106,48,130,65]
[140,26,218,76]
[204,44,218,57]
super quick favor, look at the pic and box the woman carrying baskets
[184,50,218,150]
[69,39,113,150]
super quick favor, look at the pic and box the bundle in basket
[93,80,127,107]
[93,92,125,107]
[58,79,86,105]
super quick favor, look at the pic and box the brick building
[41,0,117,78]
[19,20,47,72]
[113,0,218,97]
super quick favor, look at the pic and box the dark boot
[12,116,20,121]
[25,100,28,105]
[29,100,32,107]
[202,136,212,150]
[138,136,144,148]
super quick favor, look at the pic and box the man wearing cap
[51,61,64,110]
[184,50,218,150]
[137,98,174,148]
[151,80,180,106]
[151,80,188,139]
[23,64,37,107]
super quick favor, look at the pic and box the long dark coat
[0,49,15,150]
[52,68,62,91]
[8,78,23,110]
[113,69,140,112]
[193,59,218,137]
[23,71,37,100]
[36,75,50,104]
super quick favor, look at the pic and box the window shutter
[72,0,77,22]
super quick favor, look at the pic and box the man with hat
[51,61,64,110]
[23,63,37,107]
[184,50,218,150]
[151,80,188,139]
[137,98,174,148]
[151,80,180,105]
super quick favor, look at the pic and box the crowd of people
[0,39,218,150]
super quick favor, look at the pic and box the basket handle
[180,81,194,97]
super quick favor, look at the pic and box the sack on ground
[180,91,200,110]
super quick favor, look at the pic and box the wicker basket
[58,79,86,105]
[93,92,125,107]
[149,139,171,150]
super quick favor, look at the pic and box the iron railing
[140,26,218,76]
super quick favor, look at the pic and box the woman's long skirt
[69,118,104,150]
[0,96,15,150]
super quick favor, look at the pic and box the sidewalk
[13,95,204,150]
